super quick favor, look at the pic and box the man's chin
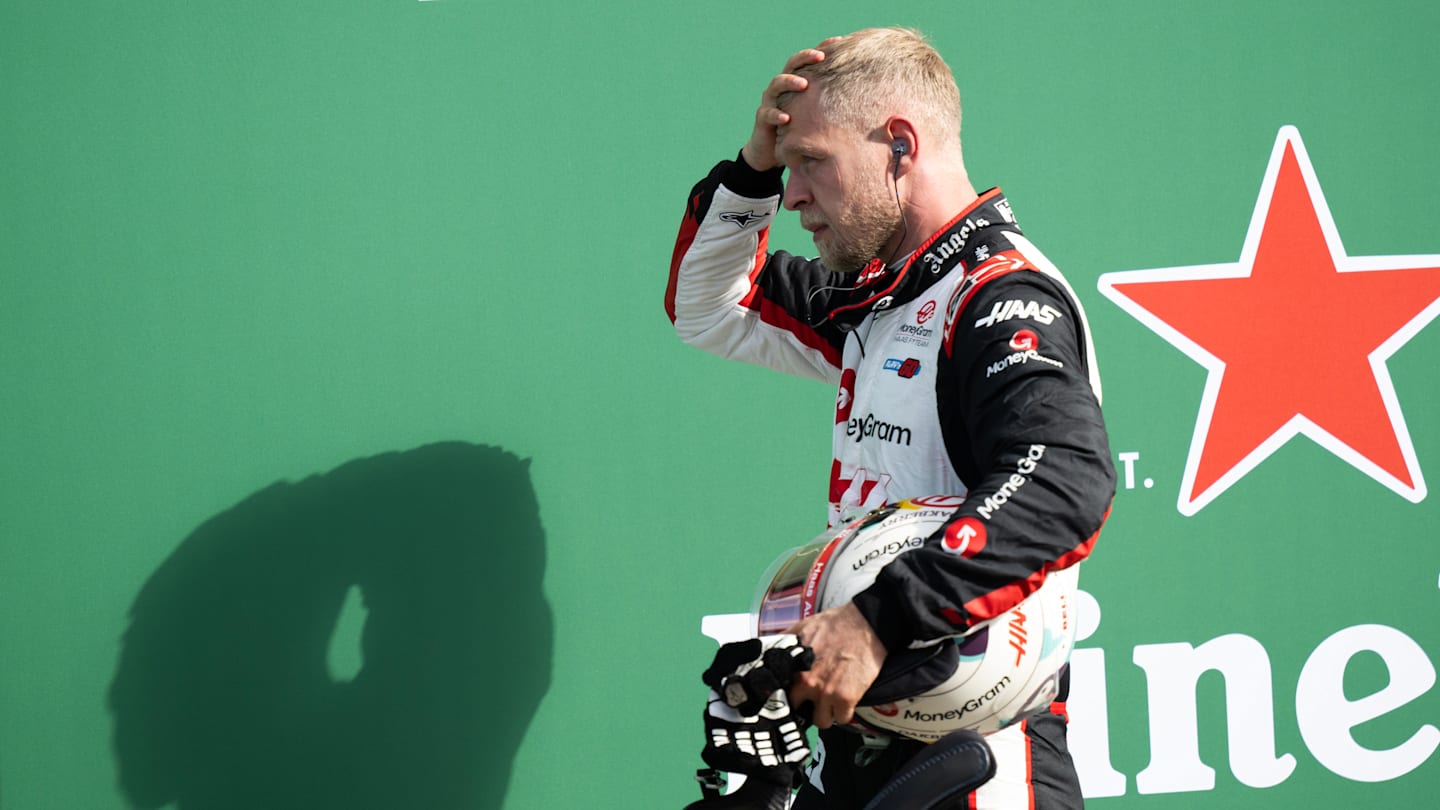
[816,233,893,274]
[815,241,859,273]
[818,250,871,274]
[811,234,835,268]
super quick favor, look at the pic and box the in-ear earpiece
[885,137,910,269]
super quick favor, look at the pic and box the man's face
[775,90,900,273]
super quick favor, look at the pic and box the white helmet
[752,496,1078,741]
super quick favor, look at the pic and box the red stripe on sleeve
[756,297,843,368]
[958,506,1108,623]
[664,194,704,323]
[735,232,772,310]
[736,234,843,369]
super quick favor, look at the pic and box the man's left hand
[787,602,887,729]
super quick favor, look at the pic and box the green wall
[3,1,1438,807]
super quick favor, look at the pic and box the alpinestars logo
[718,210,763,229]
[1098,126,1440,515]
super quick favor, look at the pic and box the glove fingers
[692,636,815,805]
[703,639,765,690]
[727,669,780,716]
[718,636,812,714]
[760,642,815,684]
[701,702,809,773]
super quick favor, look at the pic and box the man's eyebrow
[773,135,802,164]
[773,126,792,154]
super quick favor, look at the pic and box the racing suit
[667,153,1115,809]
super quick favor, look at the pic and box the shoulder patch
[942,251,1034,355]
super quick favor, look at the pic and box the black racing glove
[702,636,816,717]
[684,636,816,809]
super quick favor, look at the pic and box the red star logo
[1099,127,1440,515]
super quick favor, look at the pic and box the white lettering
[977,446,1046,520]
[974,299,1063,329]
[922,232,966,272]
[1068,590,1127,797]
[1296,624,1439,782]
[986,349,1065,378]
[703,603,1439,798]
[1119,451,1141,489]
[1133,636,1296,793]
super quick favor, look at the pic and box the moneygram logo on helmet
[1098,126,1440,515]
[752,496,1077,742]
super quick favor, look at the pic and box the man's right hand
[740,39,841,171]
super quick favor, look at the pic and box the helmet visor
[751,540,825,636]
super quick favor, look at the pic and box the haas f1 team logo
[1099,126,1440,515]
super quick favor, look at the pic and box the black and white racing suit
[667,154,1116,810]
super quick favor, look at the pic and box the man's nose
[783,176,810,211]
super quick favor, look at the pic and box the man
[666,28,1115,809]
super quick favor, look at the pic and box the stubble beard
[816,186,903,274]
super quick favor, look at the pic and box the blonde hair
[785,27,962,150]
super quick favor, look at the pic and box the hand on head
[741,37,844,172]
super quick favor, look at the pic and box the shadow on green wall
[107,442,552,810]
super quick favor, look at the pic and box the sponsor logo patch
[974,299,1063,329]
[986,347,1064,377]
[718,210,763,229]
[895,323,934,346]
[941,517,987,557]
[920,217,990,274]
[846,413,913,446]
[882,357,922,378]
[1009,329,1040,352]
[976,445,1046,520]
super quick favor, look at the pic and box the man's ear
[884,117,919,174]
